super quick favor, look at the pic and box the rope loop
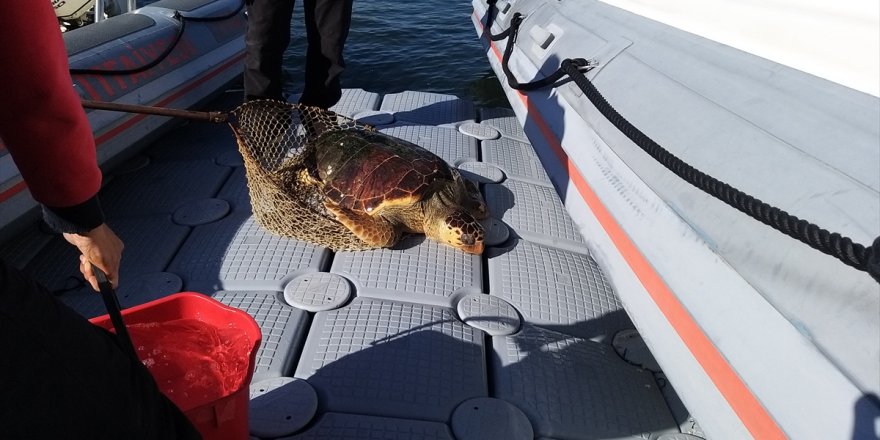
[497,14,599,91]
[510,12,524,26]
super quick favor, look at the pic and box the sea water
[132,0,508,106]
[128,319,252,410]
[281,0,508,107]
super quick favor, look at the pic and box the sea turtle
[302,128,488,254]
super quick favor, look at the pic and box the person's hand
[63,223,124,291]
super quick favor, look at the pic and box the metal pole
[103,0,127,17]
[81,99,230,123]
[94,0,105,22]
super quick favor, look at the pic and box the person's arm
[0,0,122,289]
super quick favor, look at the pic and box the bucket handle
[92,264,140,361]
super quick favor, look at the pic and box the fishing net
[229,100,378,251]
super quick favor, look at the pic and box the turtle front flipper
[462,178,489,219]
[325,203,401,248]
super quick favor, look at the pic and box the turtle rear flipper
[325,203,400,248]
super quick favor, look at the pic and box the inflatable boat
[472,0,880,438]
[0,0,245,239]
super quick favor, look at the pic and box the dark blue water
[281,0,509,108]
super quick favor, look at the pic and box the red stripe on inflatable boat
[95,52,244,146]
[475,10,786,440]
[0,181,27,203]
[0,53,244,204]
[78,78,102,101]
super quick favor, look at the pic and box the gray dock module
[487,239,633,342]
[249,377,319,438]
[485,178,589,252]
[0,222,53,269]
[0,88,695,440]
[280,413,454,440]
[479,107,529,143]
[482,136,554,187]
[380,91,476,127]
[493,324,677,439]
[213,291,310,382]
[100,159,232,217]
[168,214,329,292]
[327,88,380,118]
[294,297,487,422]
[331,235,482,308]
[379,123,479,165]
[217,167,252,213]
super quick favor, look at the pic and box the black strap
[484,0,513,41]
[93,265,140,361]
[485,3,880,283]
[496,13,594,91]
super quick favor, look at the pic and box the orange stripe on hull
[474,10,786,439]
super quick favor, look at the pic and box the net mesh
[229,100,379,251]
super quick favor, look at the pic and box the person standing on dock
[244,0,353,108]
[0,2,199,438]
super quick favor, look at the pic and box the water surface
[281,0,508,108]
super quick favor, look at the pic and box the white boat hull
[472,0,880,438]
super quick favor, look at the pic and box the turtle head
[422,171,487,254]
[426,209,485,254]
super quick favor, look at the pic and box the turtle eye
[446,212,483,241]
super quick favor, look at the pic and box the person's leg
[244,0,297,101]
[0,259,200,439]
[299,0,353,109]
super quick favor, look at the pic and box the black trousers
[244,0,353,108]
[0,260,200,439]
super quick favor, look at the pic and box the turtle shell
[312,129,454,213]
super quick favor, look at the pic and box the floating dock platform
[1,88,699,439]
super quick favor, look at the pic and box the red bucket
[90,292,262,440]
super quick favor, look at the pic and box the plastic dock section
[3,89,701,439]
